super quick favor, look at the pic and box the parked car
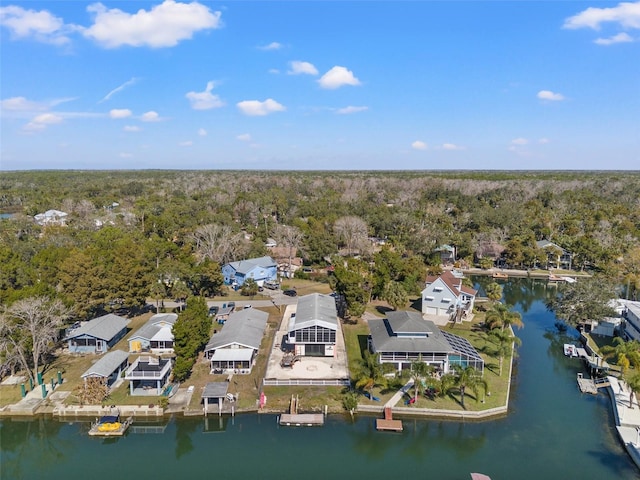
[263,281,279,290]
[283,289,297,297]
[208,306,219,317]
[243,304,252,309]
[228,301,236,311]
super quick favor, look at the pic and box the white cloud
[288,61,318,75]
[411,140,428,150]
[318,66,361,89]
[237,133,252,142]
[537,90,565,101]
[198,128,207,136]
[258,41,282,50]
[179,140,193,147]
[563,1,640,30]
[100,77,139,103]
[0,5,72,45]
[123,125,140,132]
[594,32,634,45]
[336,106,368,115]
[236,99,285,116]
[109,108,132,119]
[185,81,224,110]
[140,111,161,122]
[511,138,529,145]
[83,1,222,48]
[441,143,465,151]
[23,112,63,132]
[1,96,47,112]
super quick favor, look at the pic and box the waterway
[1,278,638,480]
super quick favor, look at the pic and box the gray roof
[290,293,338,331]
[227,256,276,275]
[536,240,568,254]
[66,314,129,341]
[81,350,129,378]
[129,313,178,342]
[205,308,268,352]
[369,311,453,354]
[202,382,229,399]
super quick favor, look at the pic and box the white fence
[262,378,350,387]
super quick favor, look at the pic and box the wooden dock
[279,394,324,426]
[376,407,403,432]
[577,373,610,395]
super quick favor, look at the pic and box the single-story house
[222,256,277,287]
[368,310,484,373]
[286,293,338,357]
[65,314,130,354]
[80,350,130,388]
[215,306,234,325]
[123,355,172,396]
[536,240,573,269]
[34,209,68,226]
[128,313,178,354]
[421,271,477,320]
[204,308,269,374]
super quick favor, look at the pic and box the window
[434,287,443,292]
[425,296,434,301]
[442,297,452,303]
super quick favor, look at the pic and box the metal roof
[202,382,229,398]
[81,350,129,378]
[66,314,129,341]
[209,349,254,361]
[290,293,338,332]
[205,308,268,352]
[369,311,453,354]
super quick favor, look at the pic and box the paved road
[149,289,299,312]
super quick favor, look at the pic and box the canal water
[1,278,638,480]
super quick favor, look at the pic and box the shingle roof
[205,308,268,352]
[424,271,477,297]
[290,293,338,331]
[81,350,129,378]
[227,256,276,275]
[369,311,453,354]
[129,313,177,342]
[66,314,129,341]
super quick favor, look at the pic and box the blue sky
[1,1,639,170]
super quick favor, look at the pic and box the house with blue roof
[222,255,277,287]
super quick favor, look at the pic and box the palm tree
[452,365,488,409]
[485,302,523,332]
[488,328,522,376]
[485,282,503,303]
[410,357,434,402]
[625,372,640,409]
[354,350,387,399]
[601,337,640,374]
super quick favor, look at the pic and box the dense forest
[1,170,639,318]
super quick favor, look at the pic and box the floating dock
[88,415,133,436]
[279,413,324,426]
[376,407,403,432]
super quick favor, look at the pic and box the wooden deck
[88,416,133,436]
[376,407,403,432]
[279,413,324,426]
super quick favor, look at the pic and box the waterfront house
[622,301,640,342]
[80,350,130,388]
[222,256,277,287]
[368,310,484,373]
[286,293,338,357]
[204,308,269,374]
[124,355,172,396]
[536,240,573,269]
[421,271,477,319]
[128,313,178,354]
[65,314,130,354]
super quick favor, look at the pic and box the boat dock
[88,415,133,436]
[577,373,610,395]
[279,394,324,426]
[376,407,403,432]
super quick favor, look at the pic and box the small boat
[560,276,577,284]
[492,272,508,279]
[563,344,578,357]
[88,411,133,437]
[470,474,492,480]
[548,273,564,282]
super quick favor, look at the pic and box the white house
[421,271,476,320]
[286,293,338,357]
[128,313,178,354]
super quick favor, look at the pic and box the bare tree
[334,216,369,256]
[0,296,71,385]
[273,224,304,278]
[75,377,109,405]
[192,224,246,265]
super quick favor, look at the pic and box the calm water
[1,278,638,480]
